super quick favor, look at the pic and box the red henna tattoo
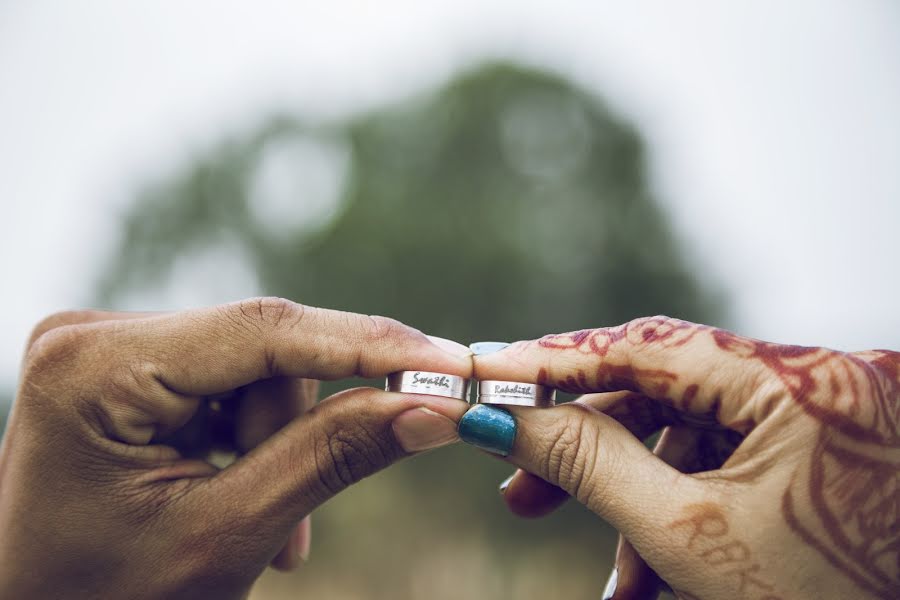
[668,503,784,599]
[535,318,899,597]
[538,317,697,397]
[783,429,900,599]
[711,332,899,597]
[537,318,749,431]
[711,332,899,445]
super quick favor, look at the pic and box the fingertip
[269,519,308,572]
[470,341,511,356]
[501,470,570,519]
[458,404,517,456]
[407,393,471,421]
[471,339,536,381]
[426,335,472,358]
[297,515,311,563]
[611,535,667,599]
[392,407,460,453]
[394,334,472,378]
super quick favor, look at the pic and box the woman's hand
[0,298,471,599]
[459,316,899,600]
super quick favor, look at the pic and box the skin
[3,305,895,598]
[477,316,899,600]
[0,298,471,599]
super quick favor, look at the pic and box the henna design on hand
[711,332,899,444]
[538,316,697,397]
[534,318,899,598]
[712,333,899,599]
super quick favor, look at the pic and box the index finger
[473,316,781,432]
[124,297,473,395]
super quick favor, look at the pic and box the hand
[0,298,471,599]
[459,316,899,600]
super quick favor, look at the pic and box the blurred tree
[98,63,722,334]
[96,62,720,600]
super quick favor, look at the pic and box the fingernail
[601,567,618,600]
[499,473,515,494]
[297,516,311,563]
[469,341,510,356]
[458,404,516,456]
[392,407,460,452]
[427,335,473,358]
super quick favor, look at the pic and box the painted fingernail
[499,473,515,494]
[458,404,516,456]
[469,341,510,356]
[392,407,460,452]
[297,515,311,563]
[601,567,618,600]
[427,335,473,357]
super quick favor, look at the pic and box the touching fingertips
[458,404,517,456]
[469,341,511,356]
[425,335,473,358]
[392,407,460,453]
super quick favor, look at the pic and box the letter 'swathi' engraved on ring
[385,371,470,400]
[477,380,555,407]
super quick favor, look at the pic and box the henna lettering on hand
[534,318,899,598]
[668,503,784,600]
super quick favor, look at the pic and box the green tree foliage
[99,63,721,334]
[96,62,718,599]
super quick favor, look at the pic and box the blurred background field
[2,2,899,599]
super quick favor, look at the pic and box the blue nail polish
[469,341,510,356]
[458,404,516,456]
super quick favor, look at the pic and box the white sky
[1,1,899,395]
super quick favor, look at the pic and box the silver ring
[477,380,555,407]
[385,371,469,401]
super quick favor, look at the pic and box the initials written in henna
[669,503,784,600]
[536,317,899,598]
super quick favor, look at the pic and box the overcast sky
[1,1,899,393]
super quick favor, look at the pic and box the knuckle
[314,419,396,496]
[352,315,418,376]
[630,315,670,328]
[24,322,96,374]
[234,296,305,330]
[361,314,407,343]
[21,321,119,425]
[740,362,784,405]
[859,351,900,394]
[628,314,671,332]
[543,410,601,504]
[625,315,683,348]
[27,309,98,351]
[579,443,624,512]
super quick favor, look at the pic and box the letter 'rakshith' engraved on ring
[477,380,555,407]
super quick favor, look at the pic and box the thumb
[457,402,710,562]
[192,388,468,553]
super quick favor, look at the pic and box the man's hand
[0,298,471,599]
